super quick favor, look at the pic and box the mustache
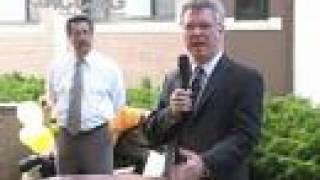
[77,40,90,47]
[190,36,207,43]
[190,41,207,47]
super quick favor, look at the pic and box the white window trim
[96,22,181,33]
[95,17,282,33]
[0,24,45,34]
[225,17,282,31]
[0,17,282,34]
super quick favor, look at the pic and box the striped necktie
[67,59,83,135]
[191,66,205,106]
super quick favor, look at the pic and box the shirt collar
[71,49,95,66]
[191,51,223,77]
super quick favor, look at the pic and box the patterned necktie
[67,59,83,135]
[191,66,205,106]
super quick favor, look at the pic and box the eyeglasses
[183,21,224,32]
[186,23,212,30]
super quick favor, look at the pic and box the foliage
[251,95,320,180]
[126,76,159,109]
[0,72,44,102]
[0,73,160,108]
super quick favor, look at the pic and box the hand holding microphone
[169,54,193,121]
[168,55,192,165]
[169,89,192,120]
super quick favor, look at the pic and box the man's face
[68,21,93,58]
[182,8,223,64]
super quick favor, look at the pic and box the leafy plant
[251,95,320,180]
[126,76,159,109]
[0,72,44,102]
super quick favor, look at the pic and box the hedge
[251,95,320,179]
[0,72,44,102]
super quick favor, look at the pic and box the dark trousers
[56,125,113,174]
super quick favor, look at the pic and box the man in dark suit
[145,0,264,179]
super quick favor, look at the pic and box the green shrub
[251,95,320,180]
[0,73,160,108]
[126,76,159,109]
[0,72,44,102]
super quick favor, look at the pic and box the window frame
[235,0,269,20]
[81,0,176,22]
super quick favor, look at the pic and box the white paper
[143,150,166,177]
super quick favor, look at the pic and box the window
[152,0,176,21]
[4,0,176,23]
[81,0,176,22]
[0,0,37,23]
[26,0,41,23]
[235,0,269,20]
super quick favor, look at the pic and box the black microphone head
[178,54,192,89]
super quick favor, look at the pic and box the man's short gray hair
[179,0,225,25]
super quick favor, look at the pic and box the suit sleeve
[201,72,264,176]
[144,74,178,147]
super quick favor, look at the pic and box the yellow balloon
[109,106,147,144]
[19,126,55,155]
[110,106,144,130]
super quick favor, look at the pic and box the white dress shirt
[48,50,126,131]
[191,51,223,98]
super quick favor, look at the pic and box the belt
[79,123,107,135]
[200,177,212,180]
[61,123,107,136]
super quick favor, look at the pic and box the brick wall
[95,32,183,87]
[0,33,53,75]
[0,29,291,93]
[0,31,184,88]
[0,0,293,93]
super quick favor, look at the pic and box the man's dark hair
[66,15,94,36]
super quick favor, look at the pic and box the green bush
[0,73,160,108]
[251,95,320,180]
[126,76,159,109]
[0,72,44,102]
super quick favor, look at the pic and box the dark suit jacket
[145,54,264,180]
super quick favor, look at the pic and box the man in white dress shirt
[47,15,126,174]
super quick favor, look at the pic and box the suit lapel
[193,55,231,117]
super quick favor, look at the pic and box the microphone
[173,54,192,164]
[178,54,192,90]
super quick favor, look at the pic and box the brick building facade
[0,0,293,94]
